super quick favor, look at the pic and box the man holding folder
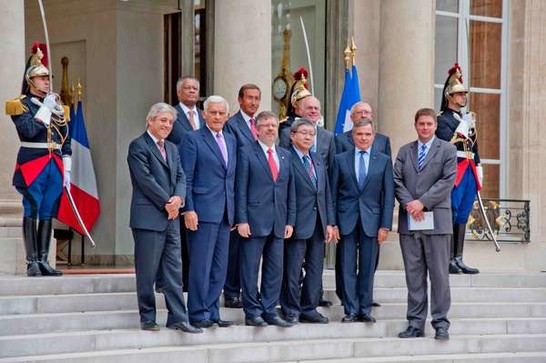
[393,108,457,340]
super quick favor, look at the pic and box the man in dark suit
[334,101,392,305]
[280,119,336,324]
[279,96,336,172]
[335,101,391,157]
[181,96,236,328]
[165,76,206,292]
[127,103,201,334]
[330,119,394,323]
[222,84,261,309]
[236,111,296,328]
[279,95,336,307]
[168,76,206,150]
[394,108,457,340]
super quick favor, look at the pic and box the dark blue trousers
[451,167,477,224]
[339,220,378,316]
[17,159,62,219]
[240,234,283,319]
[223,230,241,300]
[187,219,230,322]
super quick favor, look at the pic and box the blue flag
[334,64,361,135]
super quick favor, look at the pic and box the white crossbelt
[456,151,475,159]
[20,142,62,150]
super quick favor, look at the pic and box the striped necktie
[418,144,427,170]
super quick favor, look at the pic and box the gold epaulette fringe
[63,106,71,121]
[5,95,28,116]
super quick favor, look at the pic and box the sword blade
[476,191,500,252]
[64,186,97,248]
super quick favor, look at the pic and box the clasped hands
[165,196,183,220]
[405,199,425,221]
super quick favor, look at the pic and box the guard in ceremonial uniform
[279,67,311,132]
[5,44,71,276]
[435,63,481,275]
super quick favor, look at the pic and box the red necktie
[267,148,279,182]
[250,118,258,140]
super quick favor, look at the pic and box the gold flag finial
[343,42,352,69]
[350,36,357,66]
[77,79,83,101]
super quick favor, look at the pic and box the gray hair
[290,118,315,133]
[255,110,279,127]
[352,119,375,132]
[176,76,200,92]
[203,95,230,115]
[146,102,177,125]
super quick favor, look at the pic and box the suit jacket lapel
[254,142,274,181]
[347,151,360,191]
[144,133,169,168]
[290,147,315,190]
[409,141,419,173]
[238,112,255,144]
[361,149,378,191]
[202,128,227,170]
[420,138,440,170]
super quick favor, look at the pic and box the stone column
[378,0,435,154]
[0,0,25,200]
[213,0,272,113]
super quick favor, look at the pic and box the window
[435,0,508,198]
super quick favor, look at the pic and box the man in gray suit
[127,103,201,334]
[394,108,457,340]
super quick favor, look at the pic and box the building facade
[1,0,544,273]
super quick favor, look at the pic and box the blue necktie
[358,150,367,190]
[418,144,427,170]
[302,155,317,187]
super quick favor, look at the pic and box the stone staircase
[0,271,545,362]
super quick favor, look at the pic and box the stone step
[1,271,544,296]
[2,289,546,319]
[0,334,544,363]
[293,351,546,363]
[0,319,546,357]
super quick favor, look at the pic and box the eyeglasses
[292,131,315,137]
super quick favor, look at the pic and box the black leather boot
[23,217,41,276]
[37,220,63,276]
[449,232,462,274]
[454,223,479,274]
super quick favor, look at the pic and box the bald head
[300,96,321,124]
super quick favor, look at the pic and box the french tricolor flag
[58,101,100,235]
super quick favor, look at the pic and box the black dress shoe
[140,321,160,331]
[284,314,299,324]
[300,312,328,324]
[449,259,462,274]
[358,314,376,323]
[213,319,234,327]
[398,326,424,338]
[245,316,268,327]
[168,321,203,334]
[191,319,215,328]
[263,316,294,328]
[318,297,333,307]
[434,327,450,340]
[224,298,243,308]
[455,257,479,274]
[372,301,381,307]
[341,314,358,323]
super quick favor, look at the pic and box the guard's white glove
[43,94,58,111]
[35,104,52,126]
[476,165,484,186]
[63,156,72,190]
